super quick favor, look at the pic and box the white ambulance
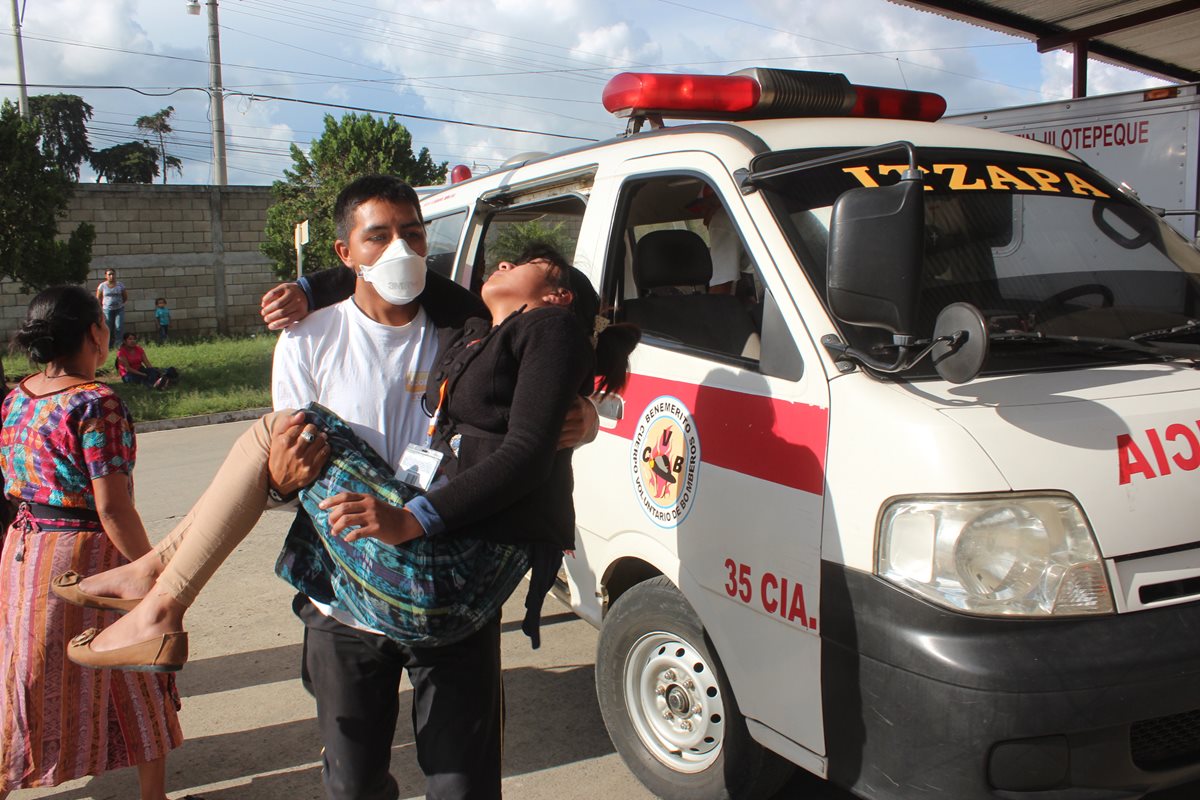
[419,68,1200,800]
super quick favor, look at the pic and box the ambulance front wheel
[596,576,794,800]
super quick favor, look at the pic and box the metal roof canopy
[890,0,1200,97]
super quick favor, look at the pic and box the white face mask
[358,238,427,305]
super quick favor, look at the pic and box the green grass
[3,334,276,422]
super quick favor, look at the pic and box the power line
[1,83,599,142]
[90,110,517,161]
[652,0,1048,96]
[236,0,624,77]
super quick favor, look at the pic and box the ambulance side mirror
[826,179,924,336]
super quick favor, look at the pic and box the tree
[262,113,446,279]
[136,106,182,184]
[491,221,573,266]
[0,101,95,290]
[90,141,160,184]
[28,94,93,180]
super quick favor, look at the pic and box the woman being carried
[60,245,637,671]
[0,287,182,800]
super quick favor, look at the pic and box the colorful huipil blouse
[0,379,182,790]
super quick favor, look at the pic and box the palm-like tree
[136,106,183,184]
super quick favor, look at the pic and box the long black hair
[10,285,104,364]
[512,243,640,395]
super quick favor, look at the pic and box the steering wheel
[1032,283,1115,322]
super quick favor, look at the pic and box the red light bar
[603,72,760,118]
[450,164,472,184]
[850,84,946,122]
[602,68,946,124]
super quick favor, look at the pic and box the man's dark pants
[295,595,504,800]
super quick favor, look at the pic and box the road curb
[136,406,271,433]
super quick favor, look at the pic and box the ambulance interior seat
[623,229,760,359]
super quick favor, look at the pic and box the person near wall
[154,297,171,344]
[117,333,177,390]
[95,269,127,349]
[0,286,183,800]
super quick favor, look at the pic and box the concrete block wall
[0,184,284,342]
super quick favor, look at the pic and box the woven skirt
[276,403,529,647]
[0,507,182,790]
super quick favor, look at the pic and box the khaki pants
[152,412,288,606]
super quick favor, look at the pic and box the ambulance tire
[596,576,795,800]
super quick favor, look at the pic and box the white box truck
[947,84,1200,242]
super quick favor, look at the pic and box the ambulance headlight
[876,494,1113,616]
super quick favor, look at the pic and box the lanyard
[426,336,484,446]
[426,380,448,444]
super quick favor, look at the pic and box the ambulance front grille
[1130,708,1200,770]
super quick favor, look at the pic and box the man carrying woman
[59,175,634,800]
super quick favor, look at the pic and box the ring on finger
[300,430,316,443]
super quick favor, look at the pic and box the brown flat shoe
[50,571,141,613]
[67,628,188,672]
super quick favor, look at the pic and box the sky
[0,0,1172,186]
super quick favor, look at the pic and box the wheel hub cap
[624,632,726,773]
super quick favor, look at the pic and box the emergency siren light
[602,68,946,124]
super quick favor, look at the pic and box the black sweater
[424,307,593,548]
[306,268,592,548]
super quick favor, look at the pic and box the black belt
[22,502,101,522]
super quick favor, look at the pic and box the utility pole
[295,220,309,278]
[192,0,228,185]
[9,0,29,118]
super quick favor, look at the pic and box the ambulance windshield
[759,147,1200,377]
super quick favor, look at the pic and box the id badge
[397,444,443,492]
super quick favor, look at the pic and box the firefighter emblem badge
[631,396,700,527]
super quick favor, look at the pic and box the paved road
[16,421,1197,799]
[19,421,652,800]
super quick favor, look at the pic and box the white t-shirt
[708,209,743,287]
[272,297,438,632]
[272,298,436,467]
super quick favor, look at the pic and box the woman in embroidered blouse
[0,286,182,800]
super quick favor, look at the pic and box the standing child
[154,298,170,344]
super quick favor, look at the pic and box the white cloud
[573,22,662,68]
[3,0,1181,185]
[1040,50,1167,100]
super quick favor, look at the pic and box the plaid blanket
[274,403,529,647]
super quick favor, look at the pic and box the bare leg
[85,412,282,653]
[136,756,169,800]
